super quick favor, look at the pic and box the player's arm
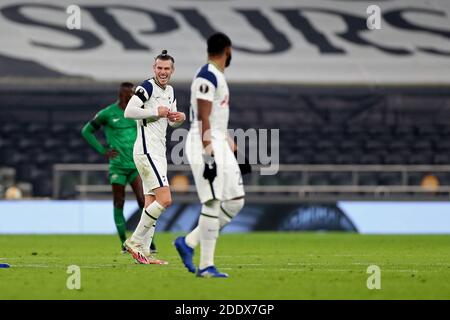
[194,73,217,182]
[81,114,118,159]
[227,135,237,152]
[81,121,106,154]
[198,98,216,183]
[81,116,119,159]
[81,113,107,155]
[197,99,213,153]
[124,82,168,121]
[195,78,216,153]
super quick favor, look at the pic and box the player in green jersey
[81,82,157,253]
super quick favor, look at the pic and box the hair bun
[161,49,168,55]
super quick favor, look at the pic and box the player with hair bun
[81,82,157,255]
[123,50,186,265]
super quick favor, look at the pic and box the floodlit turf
[0,233,449,300]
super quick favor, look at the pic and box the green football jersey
[92,102,136,169]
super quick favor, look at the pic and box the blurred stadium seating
[0,0,449,203]
[1,85,450,198]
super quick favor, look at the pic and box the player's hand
[105,148,119,159]
[202,153,217,183]
[234,150,252,175]
[157,106,170,118]
[167,111,186,123]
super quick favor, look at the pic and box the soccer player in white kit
[174,33,246,278]
[123,50,186,265]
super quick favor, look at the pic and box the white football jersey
[189,62,230,140]
[133,78,177,156]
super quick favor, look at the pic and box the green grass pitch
[0,233,449,300]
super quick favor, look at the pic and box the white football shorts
[185,130,245,203]
[134,153,169,195]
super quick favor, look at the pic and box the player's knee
[160,199,172,208]
[144,194,154,208]
[159,194,172,208]
[201,199,220,218]
[154,187,172,208]
[219,198,244,229]
[221,198,244,219]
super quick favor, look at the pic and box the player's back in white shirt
[186,62,244,203]
[189,62,230,141]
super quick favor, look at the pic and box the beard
[225,53,232,67]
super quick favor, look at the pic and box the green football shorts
[109,166,139,186]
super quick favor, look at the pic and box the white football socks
[198,200,220,270]
[185,198,244,249]
[185,226,200,248]
[131,201,165,243]
[143,222,156,251]
[199,215,219,270]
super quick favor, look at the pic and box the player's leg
[185,196,245,248]
[109,169,129,252]
[174,134,209,272]
[128,187,170,264]
[184,140,245,247]
[129,172,157,254]
[132,154,172,250]
[217,146,246,232]
[125,154,170,264]
[194,199,231,278]
[219,196,245,229]
[176,136,229,277]
[196,143,244,277]
[177,200,224,277]
[141,194,157,255]
[138,186,172,257]
[130,154,169,245]
[123,155,156,264]
[112,184,127,251]
[194,198,246,278]
[125,194,159,264]
[197,199,222,271]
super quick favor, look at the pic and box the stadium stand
[0,0,449,200]
[1,85,450,197]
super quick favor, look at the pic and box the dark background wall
[1,84,450,197]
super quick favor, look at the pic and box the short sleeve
[91,108,108,129]
[195,65,217,102]
[135,79,153,103]
[195,78,216,102]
